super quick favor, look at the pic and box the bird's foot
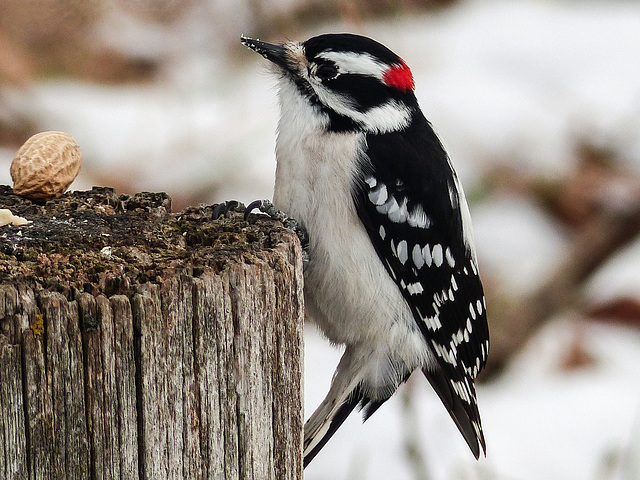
[244,199,310,270]
[211,200,246,220]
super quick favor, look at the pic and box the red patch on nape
[383,59,414,92]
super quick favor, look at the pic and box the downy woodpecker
[241,33,489,466]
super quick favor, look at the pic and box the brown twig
[482,172,640,378]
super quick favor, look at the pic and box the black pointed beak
[241,36,290,70]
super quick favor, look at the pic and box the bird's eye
[316,63,338,80]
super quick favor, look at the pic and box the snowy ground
[3,0,640,478]
[305,318,640,480]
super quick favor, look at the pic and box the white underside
[274,78,434,395]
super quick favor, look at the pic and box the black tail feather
[361,399,384,421]
[304,370,412,467]
[304,391,361,467]
[422,367,485,458]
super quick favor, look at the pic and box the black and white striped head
[241,33,418,133]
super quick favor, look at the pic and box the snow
[471,193,567,296]
[584,237,640,307]
[306,316,640,480]
[479,319,640,480]
[305,317,640,480]
[2,75,278,205]
[3,0,640,478]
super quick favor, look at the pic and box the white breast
[273,79,428,370]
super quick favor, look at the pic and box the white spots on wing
[470,259,478,275]
[433,289,446,307]
[451,321,474,353]
[397,240,408,265]
[445,247,455,268]
[467,297,485,322]
[411,243,458,268]
[472,419,482,439]
[422,244,433,267]
[366,177,430,229]
[387,196,409,223]
[405,243,458,271]
[369,182,388,206]
[450,378,472,405]
[428,274,481,361]
[432,244,443,267]
[386,238,474,302]
[481,341,488,361]
[449,340,457,359]
[463,357,481,381]
[364,176,377,188]
[375,193,396,215]
[431,339,455,365]
[425,315,442,332]
[407,204,431,229]
[432,318,482,382]
[364,174,487,381]
[369,181,407,224]
[431,301,440,316]
[412,243,424,269]
[406,281,424,296]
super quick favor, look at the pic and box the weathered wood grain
[0,188,304,480]
[0,342,27,480]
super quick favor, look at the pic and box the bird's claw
[212,200,246,220]
[243,199,270,221]
[244,199,310,270]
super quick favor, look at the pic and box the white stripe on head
[312,86,411,134]
[316,51,387,80]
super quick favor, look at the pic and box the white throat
[273,77,362,218]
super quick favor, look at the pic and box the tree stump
[0,186,304,480]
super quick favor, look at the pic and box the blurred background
[2,0,640,478]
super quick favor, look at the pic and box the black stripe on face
[289,75,359,132]
[327,74,411,113]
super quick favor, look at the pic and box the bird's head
[241,33,418,133]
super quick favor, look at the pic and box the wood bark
[0,186,304,480]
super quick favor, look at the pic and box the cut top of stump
[0,185,301,298]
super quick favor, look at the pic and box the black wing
[353,113,489,456]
